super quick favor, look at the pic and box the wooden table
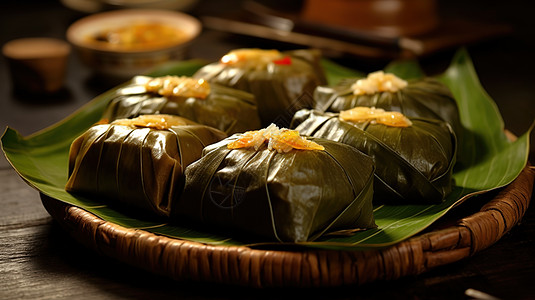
[1,1,534,299]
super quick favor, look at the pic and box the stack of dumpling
[65,48,460,243]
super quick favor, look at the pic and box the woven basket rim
[41,166,534,288]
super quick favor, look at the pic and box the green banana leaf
[1,48,532,250]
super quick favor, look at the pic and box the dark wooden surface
[1,1,534,299]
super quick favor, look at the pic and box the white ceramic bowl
[67,9,201,79]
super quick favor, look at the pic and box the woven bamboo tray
[41,166,534,288]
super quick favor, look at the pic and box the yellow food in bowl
[87,22,189,51]
[66,9,201,80]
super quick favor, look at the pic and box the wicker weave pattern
[42,167,534,288]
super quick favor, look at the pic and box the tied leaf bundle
[173,131,376,243]
[2,49,530,249]
[192,48,327,127]
[314,74,463,147]
[292,109,457,204]
[65,115,227,218]
[101,75,262,135]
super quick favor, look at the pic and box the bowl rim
[66,8,202,54]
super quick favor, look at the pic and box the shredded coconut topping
[351,71,408,95]
[227,124,324,153]
[339,107,412,127]
[144,76,210,99]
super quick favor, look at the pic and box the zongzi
[314,71,463,144]
[292,108,457,204]
[65,114,227,218]
[192,48,327,127]
[172,124,376,243]
[101,75,262,135]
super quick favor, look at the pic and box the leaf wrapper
[101,76,262,135]
[172,136,376,243]
[314,77,463,147]
[192,49,327,127]
[65,123,227,218]
[2,50,529,249]
[292,109,457,204]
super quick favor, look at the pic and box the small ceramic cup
[2,37,71,94]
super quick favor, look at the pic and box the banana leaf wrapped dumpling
[192,48,327,127]
[314,71,463,143]
[101,75,262,135]
[65,115,227,218]
[292,108,456,204]
[173,124,376,243]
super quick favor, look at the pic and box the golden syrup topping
[111,114,194,130]
[227,124,324,153]
[220,49,283,69]
[339,107,412,127]
[351,71,408,95]
[144,76,210,99]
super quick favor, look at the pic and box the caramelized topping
[111,114,194,130]
[227,124,324,153]
[351,71,408,95]
[220,49,284,69]
[144,76,210,99]
[339,107,412,127]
